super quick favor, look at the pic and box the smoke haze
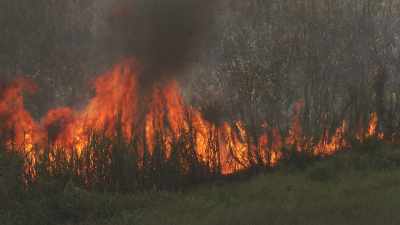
[108,0,214,89]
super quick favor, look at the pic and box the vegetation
[2,141,400,225]
[2,0,400,224]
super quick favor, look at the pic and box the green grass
[3,142,400,225]
[103,171,400,225]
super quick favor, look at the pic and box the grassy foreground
[3,141,400,225]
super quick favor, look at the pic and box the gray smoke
[108,0,214,88]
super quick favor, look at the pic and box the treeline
[190,0,400,139]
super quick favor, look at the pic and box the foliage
[2,143,400,225]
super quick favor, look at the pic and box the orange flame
[314,120,348,156]
[0,78,44,176]
[0,60,388,180]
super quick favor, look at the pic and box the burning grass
[0,59,394,191]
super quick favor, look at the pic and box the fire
[355,112,384,142]
[0,78,44,177]
[0,60,388,181]
[314,120,348,156]
[366,112,384,139]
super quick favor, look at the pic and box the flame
[356,112,384,142]
[366,112,384,139]
[314,120,348,155]
[0,60,389,181]
[0,78,44,176]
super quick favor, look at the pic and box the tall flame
[0,78,43,176]
[0,60,387,180]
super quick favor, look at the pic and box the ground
[3,142,400,225]
[101,170,400,225]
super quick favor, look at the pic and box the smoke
[108,0,214,89]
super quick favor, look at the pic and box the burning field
[0,58,389,189]
[4,1,400,225]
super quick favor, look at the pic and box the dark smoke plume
[109,0,214,88]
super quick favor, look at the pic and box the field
[2,141,400,225]
[2,1,400,225]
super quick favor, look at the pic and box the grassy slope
[104,171,400,225]
[3,142,400,225]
